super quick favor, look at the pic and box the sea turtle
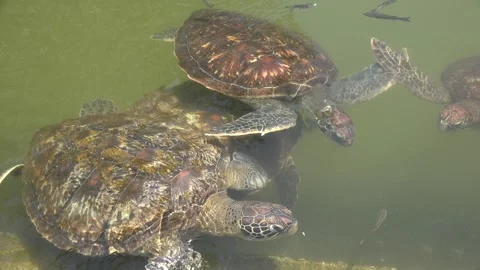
[129,81,303,208]
[0,101,298,269]
[371,38,480,130]
[152,8,409,145]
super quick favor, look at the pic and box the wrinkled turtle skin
[130,81,302,208]
[20,104,298,269]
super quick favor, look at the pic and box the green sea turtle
[152,9,409,145]
[0,101,298,269]
[129,81,303,208]
[371,38,480,130]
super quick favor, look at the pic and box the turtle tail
[0,164,24,184]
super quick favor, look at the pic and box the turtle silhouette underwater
[372,38,480,131]
[130,81,303,208]
[0,99,298,269]
[152,8,411,145]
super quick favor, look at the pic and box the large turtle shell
[441,55,480,102]
[175,9,338,99]
[22,112,222,256]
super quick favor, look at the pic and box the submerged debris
[364,11,410,22]
[286,2,317,12]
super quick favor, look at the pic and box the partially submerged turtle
[130,81,303,208]
[1,101,298,269]
[153,9,408,145]
[371,38,480,130]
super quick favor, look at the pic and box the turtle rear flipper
[371,37,451,103]
[79,98,119,118]
[274,156,300,209]
[205,99,298,137]
[146,243,202,270]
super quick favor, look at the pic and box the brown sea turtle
[0,101,298,269]
[152,9,409,145]
[129,81,302,208]
[371,38,480,130]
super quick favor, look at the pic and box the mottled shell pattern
[175,9,338,99]
[130,85,234,134]
[130,83,299,166]
[22,111,224,257]
[441,55,480,101]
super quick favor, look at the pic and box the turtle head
[439,103,473,131]
[200,192,297,240]
[316,105,355,146]
[237,201,298,241]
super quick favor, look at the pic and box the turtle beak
[269,210,298,236]
[284,219,299,235]
[332,123,355,146]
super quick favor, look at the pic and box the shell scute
[107,176,169,252]
[441,56,480,101]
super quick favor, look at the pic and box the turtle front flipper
[146,241,203,270]
[326,63,396,105]
[371,37,451,103]
[326,44,413,105]
[79,98,119,118]
[205,99,298,137]
[274,156,300,209]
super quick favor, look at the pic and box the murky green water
[1,0,479,269]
